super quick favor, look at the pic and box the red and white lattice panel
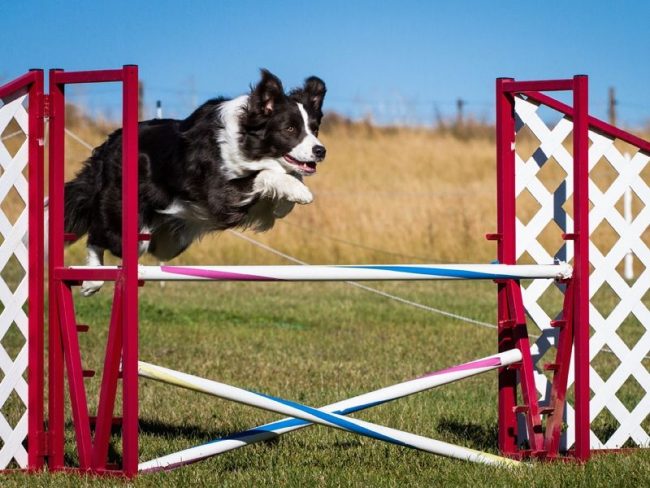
[514,95,650,450]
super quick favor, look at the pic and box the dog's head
[240,69,327,176]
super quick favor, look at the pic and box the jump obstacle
[0,68,649,477]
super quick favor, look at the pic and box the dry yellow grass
[5,106,644,267]
[59,118,500,266]
[248,124,499,265]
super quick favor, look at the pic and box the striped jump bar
[70,263,572,282]
[138,349,523,472]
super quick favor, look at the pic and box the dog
[64,69,327,295]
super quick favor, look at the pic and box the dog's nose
[313,145,326,160]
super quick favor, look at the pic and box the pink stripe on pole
[418,356,504,379]
[160,266,279,281]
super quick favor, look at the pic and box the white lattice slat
[514,95,650,451]
[0,96,27,135]
[0,145,29,204]
[0,414,28,467]
[0,93,29,469]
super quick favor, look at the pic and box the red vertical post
[495,77,518,455]
[47,69,66,470]
[121,64,140,477]
[27,69,45,470]
[572,74,590,461]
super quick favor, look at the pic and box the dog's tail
[40,187,86,260]
[24,167,98,259]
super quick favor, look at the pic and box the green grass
[3,279,650,486]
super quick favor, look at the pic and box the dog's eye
[313,129,319,136]
[286,126,295,132]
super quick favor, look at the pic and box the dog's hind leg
[81,244,105,297]
[138,226,151,256]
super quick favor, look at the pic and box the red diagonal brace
[92,281,125,470]
[544,279,576,455]
[505,280,544,453]
[55,282,93,469]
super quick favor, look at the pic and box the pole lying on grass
[138,349,523,472]
[68,263,573,282]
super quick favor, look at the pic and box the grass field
[4,280,650,486]
[2,108,650,485]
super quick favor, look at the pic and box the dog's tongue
[295,160,316,174]
[284,155,317,174]
[304,162,317,173]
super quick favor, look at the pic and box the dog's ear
[250,69,284,115]
[302,76,327,113]
[290,76,326,115]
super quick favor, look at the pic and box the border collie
[64,69,327,295]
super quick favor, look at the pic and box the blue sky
[2,0,649,126]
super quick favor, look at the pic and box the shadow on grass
[435,418,499,451]
[139,418,292,450]
[59,420,124,468]
[139,418,236,441]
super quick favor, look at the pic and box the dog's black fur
[64,70,326,263]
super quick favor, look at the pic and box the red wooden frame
[47,66,140,477]
[27,70,46,471]
[494,75,590,461]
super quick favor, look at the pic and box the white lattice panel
[0,94,29,468]
[514,96,650,450]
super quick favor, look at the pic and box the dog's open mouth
[284,155,317,174]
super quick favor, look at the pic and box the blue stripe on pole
[343,265,513,279]
[204,399,389,447]
[218,418,307,441]
[257,392,409,447]
[201,395,404,448]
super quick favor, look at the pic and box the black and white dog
[64,69,326,295]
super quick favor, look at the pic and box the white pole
[138,350,523,471]
[68,263,573,282]
[624,152,634,281]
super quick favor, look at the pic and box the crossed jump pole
[137,350,525,471]
[1,67,611,477]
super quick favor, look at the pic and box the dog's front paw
[81,280,104,297]
[286,184,313,204]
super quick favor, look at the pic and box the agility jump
[0,67,648,477]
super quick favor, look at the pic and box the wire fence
[57,81,650,129]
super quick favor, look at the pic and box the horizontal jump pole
[138,350,524,471]
[63,263,572,282]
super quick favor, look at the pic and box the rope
[56,126,517,332]
[65,128,96,151]
[0,130,24,141]
[279,221,438,263]
[223,234,650,362]
[226,230,497,330]
[63,127,649,361]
